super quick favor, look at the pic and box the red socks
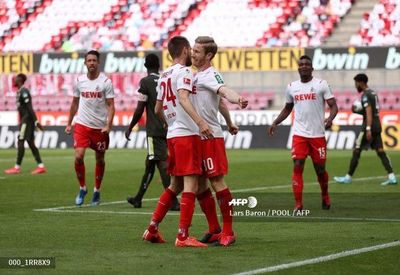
[318,171,329,202]
[74,162,85,188]
[216,188,233,236]
[177,192,196,241]
[197,188,221,233]
[150,188,176,228]
[292,165,304,208]
[95,163,105,190]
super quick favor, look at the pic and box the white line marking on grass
[33,174,398,212]
[34,208,203,216]
[234,241,400,275]
[0,177,6,180]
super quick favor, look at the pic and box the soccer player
[191,36,248,246]
[65,50,115,206]
[269,55,338,210]
[334,73,397,186]
[142,36,212,247]
[125,53,180,210]
[4,73,46,175]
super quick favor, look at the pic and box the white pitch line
[33,208,204,216]
[33,174,398,212]
[234,241,400,275]
[0,176,6,180]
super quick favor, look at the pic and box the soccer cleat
[127,196,142,208]
[142,229,166,243]
[199,229,221,243]
[75,189,88,206]
[31,167,46,175]
[170,200,180,211]
[175,237,208,247]
[217,233,236,247]
[4,167,21,174]
[381,178,398,186]
[322,201,331,210]
[333,176,352,184]
[91,191,101,206]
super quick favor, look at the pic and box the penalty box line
[33,174,397,212]
[233,240,400,275]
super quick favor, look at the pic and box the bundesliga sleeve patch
[214,73,224,84]
[184,78,191,85]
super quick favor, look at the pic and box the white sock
[38,163,45,168]
[14,164,21,169]
[94,188,100,192]
[345,174,352,180]
[388,173,396,180]
[80,186,87,191]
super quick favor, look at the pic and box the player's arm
[365,105,373,141]
[65,96,79,134]
[217,86,248,109]
[219,99,238,135]
[24,93,43,131]
[268,103,294,136]
[178,89,213,138]
[325,98,338,129]
[125,101,146,140]
[103,98,115,134]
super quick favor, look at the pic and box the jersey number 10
[160,78,177,107]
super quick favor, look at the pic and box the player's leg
[5,124,27,174]
[27,139,46,174]
[127,158,156,208]
[291,135,307,210]
[334,131,365,184]
[91,150,105,205]
[210,175,236,246]
[372,135,397,185]
[156,160,180,211]
[73,124,91,206]
[143,176,183,243]
[197,176,221,243]
[309,137,330,209]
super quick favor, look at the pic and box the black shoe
[322,201,331,210]
[199,228,221,243]
[127,196,142,208]
[170,198,180,211]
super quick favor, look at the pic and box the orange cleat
[4,167,21,174]
[142,229,166,243]
[175,237,208,247]
[218,233,236,247]
[31,167,46,175]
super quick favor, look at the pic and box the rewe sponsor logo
[81,91,103,98]
[104,53,145,73]
[294,93,316,101]
[385,47,400,69]
[313,48,369,70]
[39,54,86,74]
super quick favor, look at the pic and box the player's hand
[228,123,239,135]
[65,125,72,135]
[101,126,111,134]
[238,96,248,109]
[324,118,333,130]
[268,123,277,136]
[125,128,132,141]
[36,122,44,131]
[198,120,213,139]
[366,130,372,141]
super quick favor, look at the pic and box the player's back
[157,64,198,139]
[74,73,115,129]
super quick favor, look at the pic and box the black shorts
[147,136,167,161]
[18,122,35,142]
[355,131,383,150]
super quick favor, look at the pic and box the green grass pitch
[1,149,399,274]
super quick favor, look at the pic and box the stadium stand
[350,0,400,46]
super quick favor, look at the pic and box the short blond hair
[195,36,218,59]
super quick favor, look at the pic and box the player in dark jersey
[125,53,179,210]
[4,73,46,175]
[334,73,397,186]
